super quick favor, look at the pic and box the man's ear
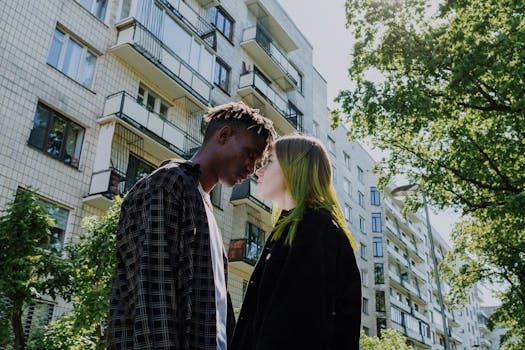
[217,125,233,144]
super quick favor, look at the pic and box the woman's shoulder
[303,207,337,226]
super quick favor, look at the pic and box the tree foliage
[359,329,414,350]
[33,198,121,350]
[336,0,525,346]
[0,190,72,350]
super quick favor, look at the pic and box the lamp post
[391,183,451,350]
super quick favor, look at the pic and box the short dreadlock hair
[202,101,276,148]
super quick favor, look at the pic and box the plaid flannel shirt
[107,160,235,349]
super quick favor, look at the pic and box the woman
[230,135,362,350]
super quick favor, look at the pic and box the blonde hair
[271,134,357,249]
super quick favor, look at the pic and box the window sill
[213,83,230,96]
[27,143,81,171]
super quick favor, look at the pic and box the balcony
[228,238,262,273]
[391,297,411,314]
[103,92,201,157]
[412,308,429,322]
[238,70,300,134]
[195,0,220,9]
[83,92,202,210]
[241,26,299,91]
[388,244,409,268]
[245,0,298,53]
[111,19,212,107]
[231,176,272,212]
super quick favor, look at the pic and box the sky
[277,0,499,306]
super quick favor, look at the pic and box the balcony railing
[113,19,212,105]
[238,70,301,133]
[228,238,262,266]
[230,176,272,211]
[241,25,299,91]
[102,91,202,158]
[157,0,216,49]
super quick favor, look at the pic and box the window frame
[372,212,382,233]
[213,57,231,93]
[370,186,381,206]
[47,27,97,89]
[28,102,85,168]
[210,6,234,41]
[358,191,365,208]
[374,263,385,284]
[373,237,383,257]
[77,0,108,21]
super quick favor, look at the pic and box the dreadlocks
[203,101,276,148]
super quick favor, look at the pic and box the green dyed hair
[270,134,357,249]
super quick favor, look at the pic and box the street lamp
[390,183,451,350]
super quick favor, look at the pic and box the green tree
[335,0,525,347]
[0,190,71,350]
[360,329,414,349]
[34,197,121,350]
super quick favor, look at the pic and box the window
[376,317,387,336]
[358,191,365,208]
[372,212,382,232]
[327,136,335,154]
[376,291,386,312]
[28,103,84,167]
[210,6,234,40]
[137,84,169,118]
[359,216,366,233]
[362,298,369,314]
[312,121,319,137]
[332,166,337,184]
[297,72,303,93]
[47,27,96,88]
[361,271,368,287]
[374,263,384,284]
[36,198,69,252]
[78,0,108,20]
[344,152,351,170]
[344,204,351,222]
[125,154,155,193]
[360,243,367,260]
[214,58,230,92]
[362,327,369,336]
[373,237,383,257]
[23,301,55,342]
[286,102,303,131]
[370,186,381,205]
[357,166,364,183]
[210,183,222,208]
[246,223,265,264]
[343,178,351,195]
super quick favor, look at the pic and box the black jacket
[230,208,361,350]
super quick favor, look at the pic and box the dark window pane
[28,104,51,149]
[46,115,66,157]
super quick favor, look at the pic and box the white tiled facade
[0,0,491,348]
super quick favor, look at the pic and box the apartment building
[0,0,490,348]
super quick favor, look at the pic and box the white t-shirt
[198,184,228,350]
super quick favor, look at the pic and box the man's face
[217,128,267,187]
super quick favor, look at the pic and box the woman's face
[255,148,287,203]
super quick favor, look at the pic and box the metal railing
[117,19,212,104]
[242,25,299,85]
[239,70,302,130]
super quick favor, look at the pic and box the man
[107,102,275,350]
